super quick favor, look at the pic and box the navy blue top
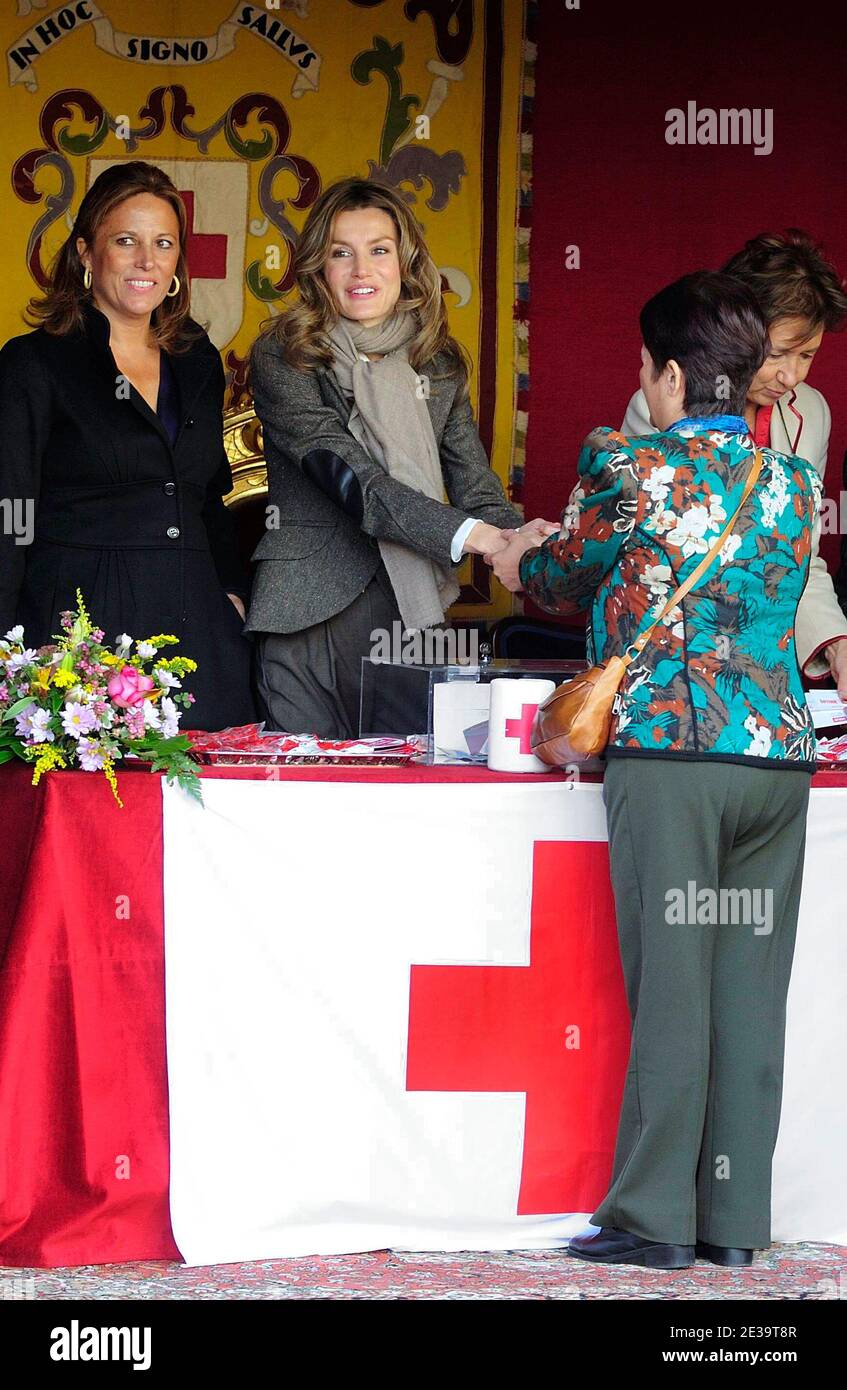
[156,351,180,445]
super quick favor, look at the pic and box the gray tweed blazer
[244,332,522,634]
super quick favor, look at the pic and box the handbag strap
[623,449,764,667]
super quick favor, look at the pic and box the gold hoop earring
[166,275,181,298]
[83,266,92,290]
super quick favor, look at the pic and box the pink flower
[107,665,155,709]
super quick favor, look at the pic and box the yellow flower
[101,755,124,808]
[32,667,53,692]
[52,669,78,688]
[155,656,197,674]
[141,634,179,647]
[26,745,68,785]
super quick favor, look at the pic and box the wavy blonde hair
[26,161,201,353]
[254,176,472,398]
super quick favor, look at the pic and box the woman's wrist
[462,521,513,556]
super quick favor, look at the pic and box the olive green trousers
[591,755,811,1248]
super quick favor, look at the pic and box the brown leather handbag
[531,451,763,766]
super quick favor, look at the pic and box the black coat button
[185,418,195,428]
[163,482,176,495]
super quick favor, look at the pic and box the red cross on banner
[178,190,228,280]
[504,702,540,754]
[406,840,631,1215]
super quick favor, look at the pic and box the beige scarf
[327,310,460,632]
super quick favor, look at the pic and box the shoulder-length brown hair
[254,176,473,397]
[26,161,201,353]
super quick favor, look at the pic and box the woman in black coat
[0,161,255,730]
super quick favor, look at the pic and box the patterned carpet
[4,1242,845,1300]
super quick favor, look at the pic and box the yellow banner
[1,0,528,617]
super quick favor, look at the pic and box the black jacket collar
[78,298,217,447]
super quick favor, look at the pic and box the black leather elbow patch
[301,448,364,525]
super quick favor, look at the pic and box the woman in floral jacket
[493,272,821,1271]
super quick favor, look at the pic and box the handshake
[462,518,560,593]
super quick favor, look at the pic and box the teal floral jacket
[519,417,822,770]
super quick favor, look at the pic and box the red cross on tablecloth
[406,840,630,1214]
[504,702,540,755]
[178,190,228,280]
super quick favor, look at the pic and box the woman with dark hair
[624,229,847,694]
[0,160,255,730]
[493,273,821,1270]
[244,175,541,738]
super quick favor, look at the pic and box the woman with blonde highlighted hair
[244,176,544,738]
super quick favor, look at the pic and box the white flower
[561,485,585,537]
[154,666,181,689]
[77,737,105,772]
[707,494,727,527]
[61,701,99,738]
[642,563,673,597]
[650,506,677,536]
[142,699,162,730]
[6,648,39,672]
[115,633,133,653]
[136,641,157,660]
[666,505,712,555]
[643,465,675,503]
[159,696,180,739]
[743,714,772,757]
[3,625,24,643]
[760,460,790,529]
[16,706,54,743]
[719,534,742,565]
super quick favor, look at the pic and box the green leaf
[170,767,203,803]
[2,696,38,721]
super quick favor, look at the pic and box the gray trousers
[592,755,811,1248]
[255,561,430,738]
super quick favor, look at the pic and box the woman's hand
[227,593,246,620]
[519,517,560,542]
[461,521,515,557]
[477,519,559,593]
[487,531,547,593]
[826,638,847,699]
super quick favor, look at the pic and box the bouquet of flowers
[0,591,201,805]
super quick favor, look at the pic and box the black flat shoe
[566,1226,695,1268]
[696,1241,754,1266]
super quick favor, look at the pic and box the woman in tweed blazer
[244,177,537,738]
[494,273,820,1272]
